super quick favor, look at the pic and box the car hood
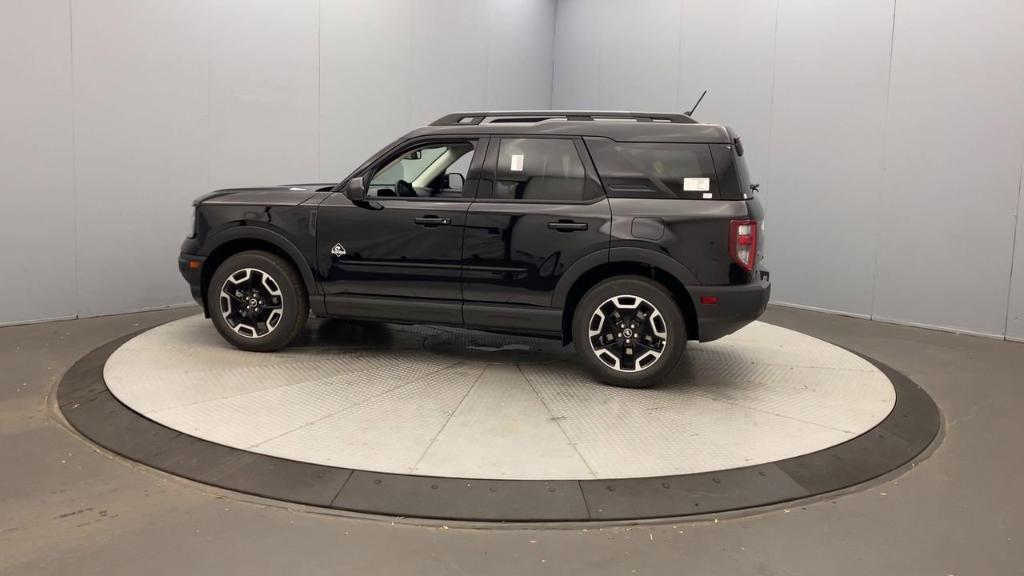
[194,183,337,206]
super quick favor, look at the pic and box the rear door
[462,136,610,331]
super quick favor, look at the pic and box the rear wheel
[572,276,686,388]
[207,251,308,352]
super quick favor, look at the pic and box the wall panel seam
[548,0,559,107]
[672,0,685,112]
[1003,144,1024,335]
[869,0,899,322]
[207,2,212,194]
[316,0,322,181]
[68,0,81,317]
[763,0,781,195]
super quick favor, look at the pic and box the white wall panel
[407,0,489,127]
[71,0,210,317]
[767,0,894,315]
[553,0,680,111]
[485,0,556,110]
[872,0,1024,337]
[208,0,320,189]
[551,0,603,109]
[318,0,415,182]
[0,0,76,324]
[319,0,556,182]
[595,0,681,111]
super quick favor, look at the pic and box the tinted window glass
[585,138,726,200]
[492,138,590,202]
[369,141,476,199]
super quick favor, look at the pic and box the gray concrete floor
[1,305,1021,575]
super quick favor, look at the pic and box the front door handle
[548,220,588,232]
[414,215,451,227]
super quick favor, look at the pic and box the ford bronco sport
[179,111,769,388]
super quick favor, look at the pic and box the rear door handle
[548,220,588,232]
[414,215,451,227]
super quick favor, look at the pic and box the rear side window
[489,138,597,202]
[585,138,729,200]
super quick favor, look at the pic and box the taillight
[729,219,757,272]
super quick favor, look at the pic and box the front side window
[492,138,592,202]
[369,141,476,199]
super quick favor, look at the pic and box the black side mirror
[344,177,366,202]
[446,173,465,191]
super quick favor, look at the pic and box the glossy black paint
[463,136,612,309]
[462,199,611,307]
[179,117,770,343]
[318,195,469,302]
[180,183,327,314]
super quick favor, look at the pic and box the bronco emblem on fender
[330,243,346,257]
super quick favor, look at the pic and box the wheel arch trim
[199,226,320,314]
[554,248,700,343]
[553,248,699,309]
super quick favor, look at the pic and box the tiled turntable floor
[103,316,895,480]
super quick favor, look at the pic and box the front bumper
[178,252,205,306]
[687,275,771,342]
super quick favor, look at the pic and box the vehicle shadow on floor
[288,317,719,392]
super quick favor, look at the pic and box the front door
[462,136,611,330]
[317,137,484,323]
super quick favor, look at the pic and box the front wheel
[572,276,686,388]
[207,250,309,352]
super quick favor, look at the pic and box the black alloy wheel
[572,276,686,388]
[207,251,308,352]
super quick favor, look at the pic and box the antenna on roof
[686,90,708,117]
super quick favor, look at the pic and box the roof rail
[429,110,697,126]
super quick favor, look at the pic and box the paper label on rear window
[684,177,710,192]
[510,154,524,172]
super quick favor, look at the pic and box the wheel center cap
[623,328,633,338]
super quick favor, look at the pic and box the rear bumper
[178,252,205,306]
[687,276,771,342]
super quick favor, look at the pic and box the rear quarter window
[585,138,737,200]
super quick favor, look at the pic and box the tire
[206,250,309,352]
[571,276,686,388]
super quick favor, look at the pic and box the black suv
[179,111,769,388]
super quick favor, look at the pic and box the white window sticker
[510,154,524,172]
[702,192,713,199]
[684,177,710,192]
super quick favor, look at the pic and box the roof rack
[429,110,696,126]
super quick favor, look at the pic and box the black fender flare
[609,247,699,286]
[552,247,699,310]
[552,250,610,309]
[201,225,318,295]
